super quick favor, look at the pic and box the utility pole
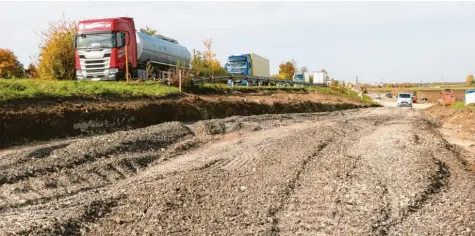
[356,76,358,85]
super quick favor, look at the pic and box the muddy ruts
[0,99,374,148]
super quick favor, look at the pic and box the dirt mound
[424,105,475,154]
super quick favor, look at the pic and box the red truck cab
[74,17,137,80]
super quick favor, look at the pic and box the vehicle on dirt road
[385,93,392,98]
[439,88,456,106]
[74,17,191,81]
[397,93,413,107]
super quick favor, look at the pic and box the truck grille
[86,75,105,79]
[78,50,111,79]
[86,60,105,64]
[85,64,104,69]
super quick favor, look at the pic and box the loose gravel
[0,107,474,235]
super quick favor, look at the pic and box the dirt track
[1,107,475,235]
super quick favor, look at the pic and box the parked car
[374,94,381,99]
[397,93,413,107]
[385,93,393,98]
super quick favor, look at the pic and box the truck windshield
[76,33,116,49]
[227,61,247,70]
[294,75,304,80]
[398,94,411,98]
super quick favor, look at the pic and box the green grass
[0,79,180,102]
[308,87,377,104]
[452,102,466,109]
[0,79,376,105]
[185,84,309,94]
[450,101,475,109]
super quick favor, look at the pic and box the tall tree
[278,60,296,80]
[300,66,308,73]
[0,48,25,78]
[192,39,226,76]
[466,74,474,86]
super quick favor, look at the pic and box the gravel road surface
[0,107,474,235]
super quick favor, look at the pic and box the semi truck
[313,70,328,86]
[292,72,310,87]
[225,53,270,85]
[74,17,191,81]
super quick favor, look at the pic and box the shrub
[37,17,77,80]
[0,48,25,78]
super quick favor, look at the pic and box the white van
[397,93,413,107]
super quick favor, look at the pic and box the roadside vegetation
[450,101,475,109]
[0,79,180,102]
[0,79,374,104]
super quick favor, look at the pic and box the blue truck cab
[225,54,251,86]
[226,54,251,76]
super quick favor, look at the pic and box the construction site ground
[1,91,475,235]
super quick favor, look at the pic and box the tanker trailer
[74,17,191,81]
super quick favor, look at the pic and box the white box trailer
[313,70,328,85]
[250,53,270,77]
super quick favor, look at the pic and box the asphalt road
[0,108,474,235]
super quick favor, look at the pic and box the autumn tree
[271,74,284,79]
[143,26,157,36]
[278,60,296,80]
[321,68,328,73]
[191,39,226,76]
[466,74,474,86]
[191,49,204,76]
[300,66,308,73]
[203,39,226,75]
[37,17,77,80]
[25,63,39,78]
[0,48,25,78]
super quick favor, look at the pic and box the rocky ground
[1,107,474,235]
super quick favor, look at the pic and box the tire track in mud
[274,120,382,235]
[0,113,336,234]
[15,196,124,236]
[382,159,451,233]
[2,108,475,235]
[267,140,333,235]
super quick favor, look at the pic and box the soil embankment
[424,105,475,141]
[0,91,377,148]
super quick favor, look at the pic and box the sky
[1,1,475,84]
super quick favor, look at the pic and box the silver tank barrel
[136,31,191,67]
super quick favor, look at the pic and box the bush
[37,17,77,80]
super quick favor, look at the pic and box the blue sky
[1,1,475,84]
